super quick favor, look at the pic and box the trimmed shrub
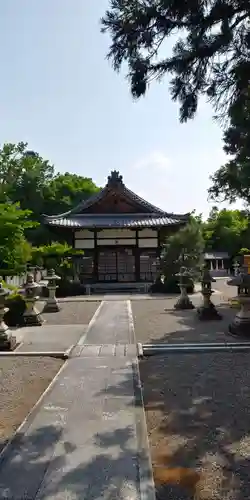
[4,293,26,327]
[57,279,86,297]
[150,277,194,294]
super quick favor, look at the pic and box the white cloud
[133,151,170,171]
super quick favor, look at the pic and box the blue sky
[0,1,241,218]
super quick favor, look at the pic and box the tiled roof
[44,171,168,218]
[204,252,229,260]
[45,214,188,229]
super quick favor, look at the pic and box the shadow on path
[140,351,250,500]
[0,419,142,499]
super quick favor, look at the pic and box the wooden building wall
[73,227,160,282]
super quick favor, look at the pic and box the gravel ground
[132,294,242,344]
[140,352,250,500]
[40,301,100,325]
[0,357,64,452]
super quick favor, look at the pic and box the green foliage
[4,293,26,327]
[161,218,204,281]
[202,207,249,256]
[209,94,250,204]
[239,248,250,255]
[0,140,101,276]
[0,142,101,246]
[2,280,18,292]
[31,242,83,276]
[101,0,250,122]
[151,276,194,295]
[0,203,37,272]
[43,173,100,216]
[0,142,54,210]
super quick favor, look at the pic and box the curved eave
[42,185,172,220]
[44,214,189,229]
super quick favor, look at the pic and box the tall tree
[101,0,250,122]
[43,173,100,216]
[0,142,54,217]
[0,142,101,245]
[0,203,36,273]
[162,218,205,278]
[203,207,249,255]
[209,93,250,203]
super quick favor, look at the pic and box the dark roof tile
[45,214,188,228]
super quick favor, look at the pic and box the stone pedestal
[0,282,17,350]
[229,297,250,336]
[227,268,250,337]
[229,297,240,309]
[174,267,194,310]
[227,269,240,308]
[43,269,61,313]
[22,274,43,326]
[197,268,222,321]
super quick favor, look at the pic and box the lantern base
[229,297,240,309]
[228,317,250,337]
[197,302,222,321]
[43,300,60,313]
[174,296,195,310]
[0,334,17,351]
[23,313,43,326]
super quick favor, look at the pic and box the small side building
[44,171,189,287]
[204,251,230,276]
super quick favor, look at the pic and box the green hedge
[39,279,86,298]
[150,277,194,294]
[4,293,26,327]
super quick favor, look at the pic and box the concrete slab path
[14,324,88,353]
[81,300,135,345]
[0,300,155,500]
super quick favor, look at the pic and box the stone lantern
[22,274,43,326]
[43,269,61,313]
[233,261,240,276]
[0,280,16,350]
[227,266,250,337]
[197,266,222,320]
[228,263,241,309]
[174,266,194,310]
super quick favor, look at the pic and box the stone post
[174,266,194,310]
[22,274,43,326]
[227,265,241,308]
[197,267,222,320]
[43,269,61,313]
[233,261,240,276]
[0,280,17,350]
[227,266,250,337]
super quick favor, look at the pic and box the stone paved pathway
[0,300,154,500]
[15,324,88,353]
[83,300,135,345]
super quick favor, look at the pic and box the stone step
[71,343,137,358]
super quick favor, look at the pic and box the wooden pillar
[93,229,98,281]
[157,229,161,258]
[71,230,75,249]
[135,230,140,281]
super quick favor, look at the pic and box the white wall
[97,228,135,238]
[73,227,158,249]
[138,238,158,248]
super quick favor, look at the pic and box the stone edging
[132,357,156,500]
[0,360,68,467]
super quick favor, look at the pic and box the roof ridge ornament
[107,170,124,187]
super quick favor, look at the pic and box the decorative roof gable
[46,171,168,217]
[44,170,190,228]
[74,170,166,215]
